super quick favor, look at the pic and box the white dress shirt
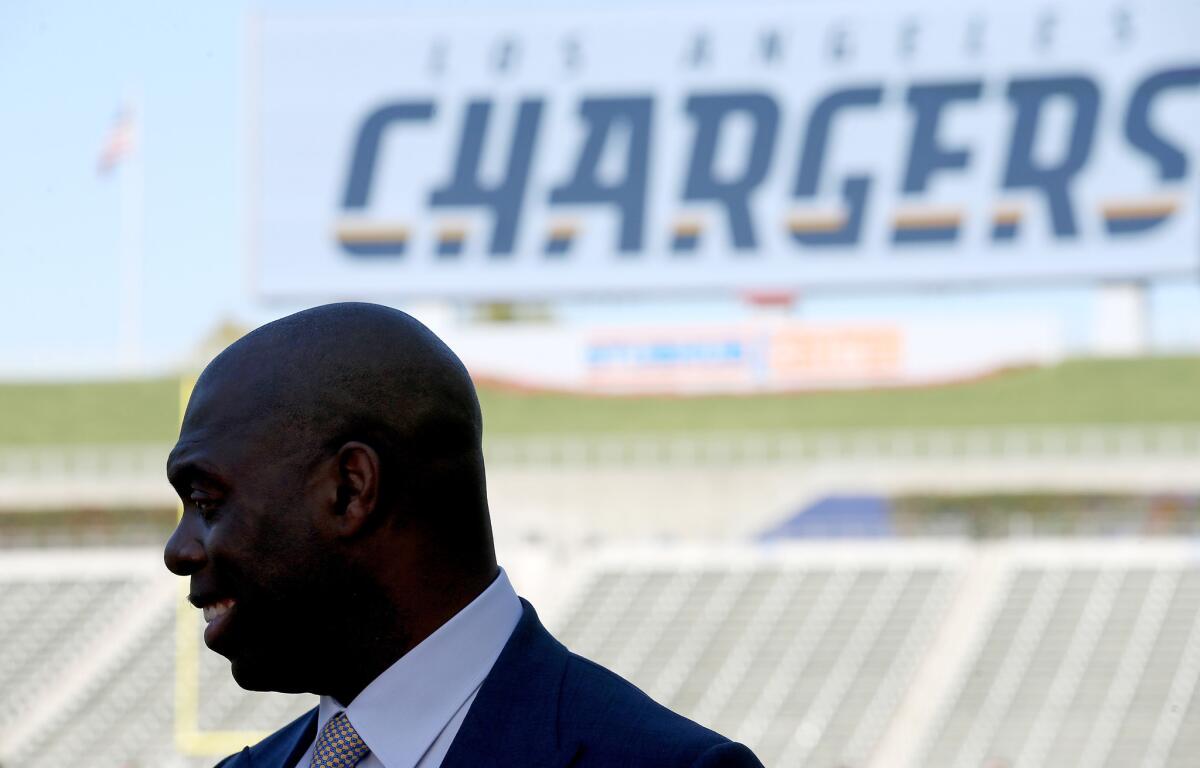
[292,569,523,768]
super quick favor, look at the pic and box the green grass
[0,378,180,445]
[0,356,1195,445]
[476,356,1200,434]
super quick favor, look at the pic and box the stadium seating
[915,562,1200,768]
[555,546,960,767]
[551,542,1200,767]
[2,542,1200,767]
[0,552,313,768]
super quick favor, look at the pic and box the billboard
[439,315,1061,394]
[251,1,1200,300]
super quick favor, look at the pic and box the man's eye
[190,494,221,518]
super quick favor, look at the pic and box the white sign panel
[440,315,1062,394]
[251,2,1200,299]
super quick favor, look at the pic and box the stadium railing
[3,424,1199,480]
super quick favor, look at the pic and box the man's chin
[229,655,313,694]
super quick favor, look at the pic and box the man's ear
[326,441,381,537]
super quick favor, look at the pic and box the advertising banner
[441,315,1062,394]
[252,1,1200,299]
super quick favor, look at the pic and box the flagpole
[118,92,144,373]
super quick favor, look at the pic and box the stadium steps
[18,605,181,768]
[1069,569,1173,768]
[1102,571,1200,768]
[5,542,1200,766]
[0,551,314,768]
[915,551,1200,768]
[642,569,759,707]
[682,569,803,721]
[553,546,963,768]
[0,550,172,765]
[1012,569,1122,768]
[829,568,952,767]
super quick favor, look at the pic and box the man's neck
[320,566,499,705]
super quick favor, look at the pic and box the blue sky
[1,0,1197,379]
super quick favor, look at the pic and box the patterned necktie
[308,711,371,768]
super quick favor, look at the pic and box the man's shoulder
[558,650,762,767]
[213,706,317,768]
[473,597,764,767]
[559,650,718,742]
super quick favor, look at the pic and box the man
[164,303,764,768]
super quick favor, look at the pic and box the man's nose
[164,513,207,576]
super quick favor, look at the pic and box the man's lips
[189,593,239,648]
[202,598,236,624]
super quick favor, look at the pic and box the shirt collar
[314,568,523,768]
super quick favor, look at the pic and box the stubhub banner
[436,315,1062,393]
[252,2,1200,300]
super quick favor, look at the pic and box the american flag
[97,107,136,175]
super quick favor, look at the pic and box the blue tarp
[759,494,895,539]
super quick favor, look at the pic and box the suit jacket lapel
[227,707,317,768]
[440,599,581,768]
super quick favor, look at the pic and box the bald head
[199,303,478,458]
[188,303,487,530]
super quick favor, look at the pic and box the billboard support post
[1092,281,1149,357]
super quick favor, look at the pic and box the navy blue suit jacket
[215,600,764,767]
